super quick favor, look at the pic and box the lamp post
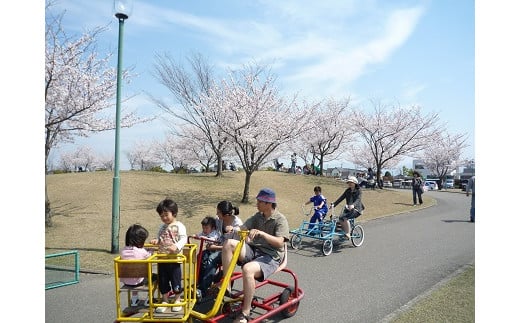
[111,0,133,254]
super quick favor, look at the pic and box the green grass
[390,264,474,322]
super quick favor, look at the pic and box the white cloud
[280,6,425,97]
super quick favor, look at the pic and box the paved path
[45,191,474,322]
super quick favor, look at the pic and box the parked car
[445,179,454,189]
[383,180,393,188]
[424,180,438,191]
[392,179,403,188]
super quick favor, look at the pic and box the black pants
[413,187,423,205]
[158,263,182,295]
[198,250,222,295]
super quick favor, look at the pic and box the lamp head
[114,0,133,20]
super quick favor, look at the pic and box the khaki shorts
[239,243,280,282]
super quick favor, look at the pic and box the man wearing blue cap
[220,188,290,323]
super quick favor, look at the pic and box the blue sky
[47,0,475,171]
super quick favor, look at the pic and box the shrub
[148,166,167,173]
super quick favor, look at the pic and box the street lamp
[111,0,133,254]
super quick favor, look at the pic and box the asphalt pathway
[45,190,474,322]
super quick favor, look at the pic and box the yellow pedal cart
[114,231,304,322]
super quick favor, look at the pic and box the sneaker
[171,300,183,312]
[196,289,202,300]
[130,297,139,307]
[233,312,252,323]
[155,302,169,313]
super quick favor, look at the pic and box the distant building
[458,167,475,181]
[413,159,475,180]
[412,159,430,177]
[325,167,359,179]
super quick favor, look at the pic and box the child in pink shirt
[120,224,155,306]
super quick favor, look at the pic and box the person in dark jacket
[466,176,475,222]
[330,176,364,239]
[412,171,424,206]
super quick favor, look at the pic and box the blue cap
[256,188,276,203]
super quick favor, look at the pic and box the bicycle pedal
[223,294,243,302]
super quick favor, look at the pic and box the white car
[424,181,438,191]
[444,179,454,189]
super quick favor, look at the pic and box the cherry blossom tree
[298,97,354,175]
[350,101,443,187]
[151,53,230,177]
[153,130,211,172]
[57,153,75,172]
[45,4,143,170]
[97,153,114,171]
[59,145,97,172]
[200,63,314,202]
[175,126,220,172]
[418,132,468,184]
[45,2,147,226]
[125,141,161,170]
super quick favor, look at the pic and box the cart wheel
[322,239,333,256]
[351,225,364,247]
[290,234,302,250]
[279,286,299,318]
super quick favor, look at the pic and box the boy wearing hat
[330,176,365,239]
[220,188,290,323]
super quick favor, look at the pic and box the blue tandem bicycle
[289,205,365,256]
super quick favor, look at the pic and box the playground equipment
[114,230,304,322]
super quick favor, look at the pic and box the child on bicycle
[304,186,328,234]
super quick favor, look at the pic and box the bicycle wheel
[351,225,364,247]
[290,234,302,249]
[279,286,300,317]
[322,239,333,256]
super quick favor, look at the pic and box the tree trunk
[376,167,383,189]
[241,171,252,203]
[45,183,53,227]
[215,155,223,177]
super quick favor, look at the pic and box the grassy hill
[45,170,433,273]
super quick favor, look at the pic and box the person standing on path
[412,171,424,206]
[466,175,475,222]
[290,153,297,174]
